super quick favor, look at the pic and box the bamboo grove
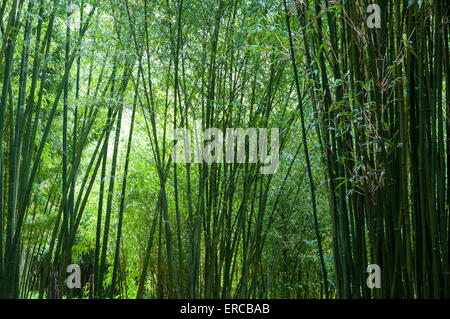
[0,0,448,299]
